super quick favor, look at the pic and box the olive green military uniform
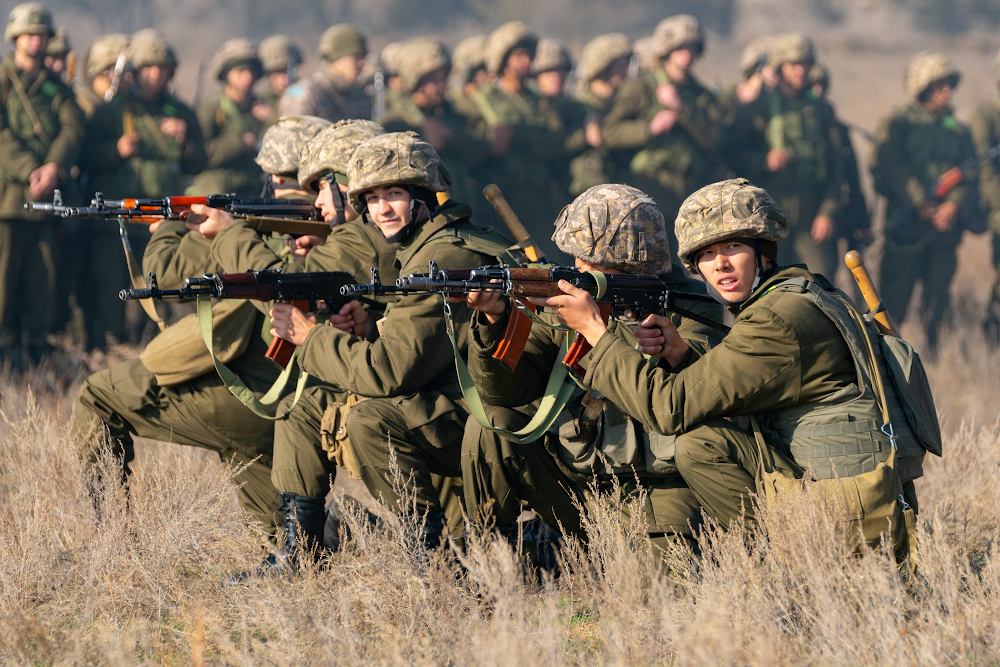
[279,69,369,122]
[871,102,976,348]
[193,94,266,197]
[600,71,725,251]
[0,56,82,356]
[537,92,589,212]
[725,88,843,276]
[462,270,721,545]
[969,92,1000,340]
[71,220,291,536]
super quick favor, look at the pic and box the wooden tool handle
[845,250,898,337]
[483,183,545,263]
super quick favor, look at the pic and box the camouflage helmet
[531,38,570,75]
[317,24,367,62]
[209,37,262,82]
[485,21,538,76]
[632,35,659,72]
[397,38,450,93]
[578,33,632,83]
[739,35,772,78]
[298,119,384,194]
[379,41,406,76]
[256,115,332,177]
[5,3,53,42]
[768,32,815,69]
[128,29,177,70]
[87,32,128,78]
[259,34,302,74]
[653,14,704,58]
[904,51,960,100]
[44,27,68,57]
[809,61,830,90]
[675,178,788,273]
[451,34,487,84]
[554,184,672,275]
[347,131,452,214]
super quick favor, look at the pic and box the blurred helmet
[5,2,53,42]
[577,33,632,83]
[768,32,815,69]
[87,32,128,78]
[298,119,384,194]
[485,21,537,75]
[256,115,332,178]
[209,37,262,82]
[396,38,450,93]
[378,41,406,77]
[259,34,302,74]
[347,131,451,214]
[44,26,68,57]
[317,23,367,62]
[739,35,772,78]
[451,34,486,84]
[631,35,658,72]
[809,61,830,90]
[531,38,570,75]
[675,178,788,273]
[554,184,672,275]
[653,14,704,58]
[904,51,960,100]
[128,28,177,70]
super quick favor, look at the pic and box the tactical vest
[757,278,926,482]
[763,89,828,186]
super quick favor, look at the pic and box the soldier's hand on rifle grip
[186,204,234,239]
[635,313,690,367]
[528,279,607,346]
[269,302,318,346]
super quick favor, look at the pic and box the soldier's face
[226,66,256,93]
[329,54,364,85]
[504,48,533,79]
[666,47,695,73]
[15,33,48,59]
[536,69,566,97]
[137,65,172,96]
[269,71,290,95]
[925,81,953,111]
[415,68,448,106]
[364,185,412,237]
[695,241,763,302]
[316,180,358,224]
[780,62,808,91]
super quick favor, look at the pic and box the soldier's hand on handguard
[186,204,234,239]
[327,300,370,338]
[452,286,507,325]
[635,313,690,368]
[528,280,607,347]
[269,303,318,345]
[286,234,326,258]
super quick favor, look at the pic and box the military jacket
[82,88,207,199]
[194,93,266,196]
[969,94,1000,233]
[296,200,510,401]
[871,102,977,242]
[468,267,724,479]
[727,88,842,219]
[277,67,370,122]
[0,58,83,219]
[601,70,724,198]
[73,78,103,120]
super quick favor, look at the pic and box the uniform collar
[393,199,475,270]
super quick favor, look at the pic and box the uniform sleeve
[816,102,844,220]
[600,79,654,149]
[44,89,83,171]
[947,127,978,215]
[970,106,1000,215]
[277,84,313,117]
[871,113,924,209]
[143,219,219,289]
[211,217,283,276]
[0,112,41,182]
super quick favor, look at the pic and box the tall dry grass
[0,314,997,665]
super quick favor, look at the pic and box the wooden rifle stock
[265,299,309,367]
[845,250,899,336]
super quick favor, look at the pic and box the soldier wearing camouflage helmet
[448,34,489,119]
[191,38,268,198]
[257,34,302,111]
[261,131,520,555]
[460,183,724,563]
[0,2,83,363]
[546,177,932,536]
[725,32,845,278]
[42,26,68,78]
[970,49,1000,342]
[717,36,776,122]
[73,32,129,118]
[380,38,490,215]
[278,23,370,122]
[601,14,726,254]
[871,51,979,350]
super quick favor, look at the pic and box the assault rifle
[930,144,1000,202]
[25,191,329,237]
[121,269,358,366]
[343,262,727,374]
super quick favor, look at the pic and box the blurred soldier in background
[74,32,129,119]
[726,32,843,277]
[448,34,489,120]
[602,15,725,252]
[0,2,82,364]
[970,48,1000,343]
[871,52,978,350]
[42,26,68,80]
[257,34,302,114]
[718,35,774,124]
[192,38,267,197]
[279,23,370,122]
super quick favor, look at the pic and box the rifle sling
[119,220,167,331]
[443,297,576,445]
[5,67,51,145]
[197,298,308,421]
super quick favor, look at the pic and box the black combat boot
[495,518,562,573]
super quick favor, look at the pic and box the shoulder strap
[5,67,51,145]
[470,87,502,128]
[766,89,785,151]
[218,95,251,134]
[424,224,527,266]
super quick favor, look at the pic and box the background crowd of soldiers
[2,1,1000,368]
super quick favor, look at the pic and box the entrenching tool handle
[845,250,899,337]
[483,184,546,263]
[266,299,309,367]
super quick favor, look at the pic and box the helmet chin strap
[324,173,347,227]
[751,239,766,291]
